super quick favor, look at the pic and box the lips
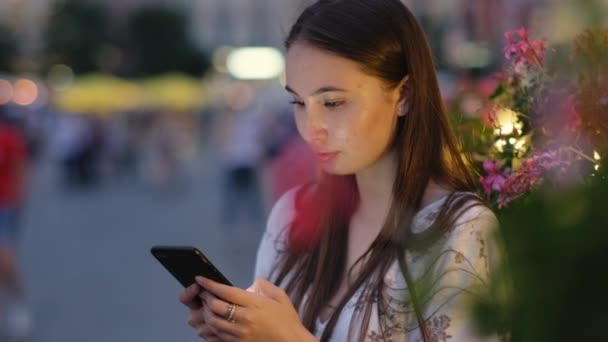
[315,151,339,162]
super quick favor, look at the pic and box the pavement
[14,144,269,342]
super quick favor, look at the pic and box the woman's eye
[324,100,344,109]
[289,100,305,107]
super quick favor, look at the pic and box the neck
[353,150,450,226]
[354,150,398,225]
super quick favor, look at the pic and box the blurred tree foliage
[125,7,210,77]
[0,25,18,73]
[44,1,210,77]
[474,172,608,341]
[44,0,109,75]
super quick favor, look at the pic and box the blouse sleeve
[253,186,300,281]
[408,205,503,342]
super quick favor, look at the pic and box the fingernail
[195,276,206,284]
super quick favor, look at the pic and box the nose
[302,109,328,146]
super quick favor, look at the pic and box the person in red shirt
[0,105,32,339]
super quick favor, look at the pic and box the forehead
[286,43,372,94]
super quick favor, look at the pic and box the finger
[200,302,242,338]
[196,276,253,307]
[201,292,238,321]
[206,313,243,338]
[195,324,217,340]
[180,284,202,310]
[187,310,206,328]
[187,316,198,329]
[217,332,240,342]
[253,277,289,304]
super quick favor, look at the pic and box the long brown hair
[274,1,484,340]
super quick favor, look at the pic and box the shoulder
[448,195,499,245]
[265,184,308,238]
[408,192,501,280]
[454,198,497,230]
[254,184,308,280]
[429,193,501,283]
[426,192,499,259]
[419,191,497,235]
[260,183,316,255]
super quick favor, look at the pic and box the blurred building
[0,0,551,48]
[1,0,606,71]
[0,0,51,70]
[190,0,302,48]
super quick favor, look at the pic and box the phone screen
[151,246,232,287]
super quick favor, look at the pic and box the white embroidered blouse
[254,186,502,341]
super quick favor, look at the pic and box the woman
[181,0,500,341]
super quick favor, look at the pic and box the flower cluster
[481,151,569,208]
[504,27,547,73]
[474,27,607,209]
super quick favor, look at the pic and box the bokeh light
[494,108,523,136]
[13,79,39,106]
[226,47,284,80]
[0,79,13,105]
[47,64,75,91]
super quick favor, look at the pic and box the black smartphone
[151,246,232,287]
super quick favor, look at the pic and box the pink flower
[497,151,567,208]
[483,159,502,174]
[517,27,528,41]
[480,159,510,196]
[479,74,501,97]
[504,27,547,72]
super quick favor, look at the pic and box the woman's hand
[189,276,316,342]
[179,283,222,341]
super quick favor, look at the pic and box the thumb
[253,278,289,303]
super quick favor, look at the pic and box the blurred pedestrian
[0,105,32,339]
[145,112,180,188]
[217,84,266,227]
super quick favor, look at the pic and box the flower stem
[564,146,596,163]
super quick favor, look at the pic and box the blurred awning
[53,74,144,116]
[140,73,205,112]
[53,73,206,116]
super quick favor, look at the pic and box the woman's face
[285,43,404,175]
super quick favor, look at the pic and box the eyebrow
[285,85,347,96]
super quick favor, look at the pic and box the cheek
[293,111,308,139]
[327,103,368,144]
[341,104,396,161]
[349,106,394,147]
[331,121,351,144]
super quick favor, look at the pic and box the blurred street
[17,144,267,342]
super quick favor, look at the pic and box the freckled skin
[286,43,405,175]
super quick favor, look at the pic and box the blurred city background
[0,0,606,341]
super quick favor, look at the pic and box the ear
[396,75,410,117]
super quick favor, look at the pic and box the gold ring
[225,303,237,323]
[229,304,238,323]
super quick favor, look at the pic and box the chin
[319,162,357,176]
